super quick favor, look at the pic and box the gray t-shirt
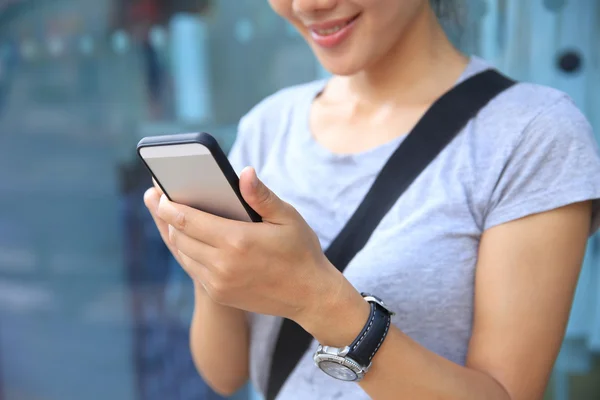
[227,57,600,400]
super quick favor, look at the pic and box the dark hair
[432,0,471,51]
[431,0,454,19]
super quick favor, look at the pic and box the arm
[190,283,250,396]
[302,201,591,400]
[144,185,250,396]
[153,152,596,399]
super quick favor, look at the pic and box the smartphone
[137,132,261,223]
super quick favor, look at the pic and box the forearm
[358,327,511,400]
[299,280,512,400]
[190,282,250,396]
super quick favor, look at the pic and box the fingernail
[157,194,171,215]
[243,166,258,188]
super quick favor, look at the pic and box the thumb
[239,167,290,223]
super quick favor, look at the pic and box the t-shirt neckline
[299,55,489,164]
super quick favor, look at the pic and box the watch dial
[318,361,358,381]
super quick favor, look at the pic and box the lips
[308,14,361,49]
[313,24,348,36]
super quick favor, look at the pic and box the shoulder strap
[266,69,516,400]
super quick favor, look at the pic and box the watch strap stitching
[352,303,376,350]
[368,315,391,362]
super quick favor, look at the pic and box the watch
[313,293,395,382]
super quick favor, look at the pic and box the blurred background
[0,0,598,399]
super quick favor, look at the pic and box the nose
[293,0,338,15]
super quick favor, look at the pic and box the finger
[153,214,177,253]
[178,252,231,305]
[144,187,161,213]
[152,178,164,195]
[157,194,240,247]
[239,166,289,224]
[168,225,219,269]
[144,187,183,262]
[144,187,169,238]
[177,250,211,284]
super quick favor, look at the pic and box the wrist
[297,266,371,347]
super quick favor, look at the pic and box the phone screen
[139,143,252,222]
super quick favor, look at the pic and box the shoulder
[463,57,589,140]
[483,80,585,129]
[473,77,596,155]
[469,77,600,233]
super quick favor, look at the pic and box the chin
[315,54,367,77]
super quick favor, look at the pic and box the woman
[144,0,600,399]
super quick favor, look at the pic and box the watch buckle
[362,294,396,316]
[319,345,351,357]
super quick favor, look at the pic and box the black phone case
[137,132,262,223]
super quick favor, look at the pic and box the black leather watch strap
[346,297,392,367]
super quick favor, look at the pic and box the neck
[342,6,468,106]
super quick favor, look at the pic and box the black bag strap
[266,69,516,400]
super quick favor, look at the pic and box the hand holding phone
[138,132,348,339]
[137,132,261,222]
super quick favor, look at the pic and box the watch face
[318,361,358,381]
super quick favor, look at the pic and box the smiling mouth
[310,14,361,37]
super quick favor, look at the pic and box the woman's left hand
[156,167,362,334]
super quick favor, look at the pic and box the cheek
[359,0,422,47]
[360,0,424,27]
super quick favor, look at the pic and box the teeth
[314,21,349,36]
[316,25,343,35]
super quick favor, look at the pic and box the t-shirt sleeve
[483,96,600,235]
